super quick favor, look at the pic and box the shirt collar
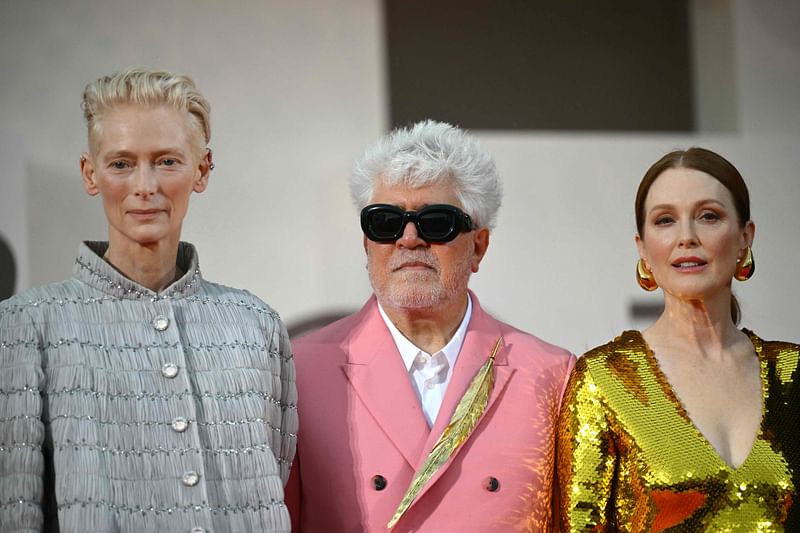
[377,294,473,372]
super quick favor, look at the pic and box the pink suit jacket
[286,292,575,532]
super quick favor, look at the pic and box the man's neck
[380,293,469,354]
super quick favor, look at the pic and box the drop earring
[636,259,658,291]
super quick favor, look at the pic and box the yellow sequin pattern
[557,330,800,532]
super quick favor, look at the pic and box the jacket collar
[341,295,431,467]
[73,240,203,300]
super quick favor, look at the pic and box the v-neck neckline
[632,329,766,472]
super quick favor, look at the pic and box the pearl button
[161,362,179,379]
[190,528,206,533]
[171,416,189,432]
[425,381,436,390]
[182,471,200,486]
[152,315,170,331]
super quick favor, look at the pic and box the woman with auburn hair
[0,67,296,532]
[557,147,798,531]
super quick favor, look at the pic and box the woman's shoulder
[572,331,652,385]
[743,328,800,352]
[581,330,647,363]
[192,279,282,320]
[0,279,86,317]
[743,328,800,375]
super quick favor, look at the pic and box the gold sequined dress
[557,330,799,532]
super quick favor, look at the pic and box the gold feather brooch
[388,336,503,529]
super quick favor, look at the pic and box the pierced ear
[80,153,99,196]
[634,233,647,263]
[742,220,756,248]
[193,148,212,193]
[634,233,654,272]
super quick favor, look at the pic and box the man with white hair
[287,121,575,532]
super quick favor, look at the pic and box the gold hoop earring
[636,259,658,291]
[734,247,755,281]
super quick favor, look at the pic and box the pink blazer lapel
[412,294,515,502]
[341,298,430,468]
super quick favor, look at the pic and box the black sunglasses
[361,203,474,243]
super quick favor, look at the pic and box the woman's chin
[113,228,178,248]
[664,283,730,304]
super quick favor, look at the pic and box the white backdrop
[1,0,799,354]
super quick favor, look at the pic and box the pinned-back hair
[635,147,750,235]
[350,120,503,230]
[82,66,211,154]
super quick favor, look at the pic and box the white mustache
[389,251,439,271]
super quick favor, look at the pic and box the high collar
[73,240,203,300]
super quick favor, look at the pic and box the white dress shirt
[378,295,473,427]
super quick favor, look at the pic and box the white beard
[368,248,473,310]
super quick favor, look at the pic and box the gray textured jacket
[0,242,297,533]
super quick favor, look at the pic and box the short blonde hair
[82,66,211,156]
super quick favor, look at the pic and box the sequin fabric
[0,241,297,532]
[557,330,799,532]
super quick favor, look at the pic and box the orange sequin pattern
[557,330,800,532]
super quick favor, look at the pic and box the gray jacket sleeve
[273,317,297,486]
[0,302,45,532]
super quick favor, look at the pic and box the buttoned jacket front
[0,241,297,533]
[287,292,575,532]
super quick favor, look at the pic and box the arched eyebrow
[647,199,727,214]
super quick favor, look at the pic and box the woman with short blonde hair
[0,67,297,532]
